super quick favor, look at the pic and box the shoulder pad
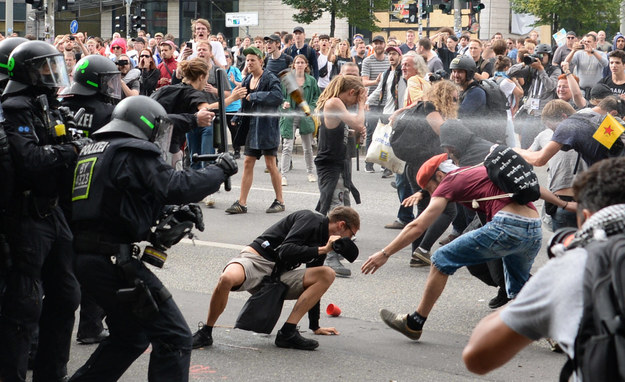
[110,137,162,155]
[2,95,34,111]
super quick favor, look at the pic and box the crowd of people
[0,16,623,381]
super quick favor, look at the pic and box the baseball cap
[160,40,176,50]
[154,32,164,38]
[243,46,264,59]
[385,46,402,55]
[590,83,613,100]
[264,34,281,43]
[332,237,359,263]
[134,37,146,44]
[566,31,576,37]
[372,35,385,43]
[416,153,450,189]
[293,26,305,34]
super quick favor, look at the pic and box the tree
[281,0,391,37]
[510,0,621,35]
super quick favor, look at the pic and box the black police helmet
[0,37,27,81]
[94,95,170,143]
[449,55,476,80]
[66,54,121,99]
[535,43,552,55]
[3,40,70,96]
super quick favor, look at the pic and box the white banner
[511,12,536,35]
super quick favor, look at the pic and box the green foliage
[510,0,621,34]
[281,0,391,35]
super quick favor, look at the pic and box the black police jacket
[71,136,225,243]
[61,96,115,137]
[3,93,77,199]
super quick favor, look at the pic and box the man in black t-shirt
[600,49,625,98]
[264,34,293,75]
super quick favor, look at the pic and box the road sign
[225,12,259,28]
[70,20,78,34]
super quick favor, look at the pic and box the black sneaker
[77,328,110,345]
[365,162,375,173]
[488,287,511,309]
[225,200,247,214]
[192,323,213,349]
[381,168,393,178]
[266,199,285,213]
[275,329,319,350]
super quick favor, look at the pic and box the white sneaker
[281,176,288,186]
[204,196,216,208]
[307,173,317,182]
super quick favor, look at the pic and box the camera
[523,54,541,66]
[69,35,75,41]
[116,59,129,66]
[428,69,447,82]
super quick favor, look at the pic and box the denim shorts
[432,211,542,298]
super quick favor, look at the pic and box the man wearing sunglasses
[116,54,140,98]
[553,31,577,70]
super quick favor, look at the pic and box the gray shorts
[225,251,305,300]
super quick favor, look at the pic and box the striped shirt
[361,54,390,95]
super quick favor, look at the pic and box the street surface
[64,152,564,381]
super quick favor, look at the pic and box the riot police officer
[0,40,86,381]
[0,37,28,93]
[60,54,121,137]
[69,96,237,381]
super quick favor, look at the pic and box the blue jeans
[396,171,414,224]
[551,207,577,231]
[432,211,542,298]
[186,126,214,169]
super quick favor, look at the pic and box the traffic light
[439,0,453,15]
[132,8,147,31]
[25,0,44,10]
[115,15,126,33]
[471,2,485,13]
[408,3,417,23]
[57,0,68,11]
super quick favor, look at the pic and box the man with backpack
[463,157,625,381]
[450,55,507,144]
[361,152,558,342]
[285,26,319,79]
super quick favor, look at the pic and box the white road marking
[180,238,244,250]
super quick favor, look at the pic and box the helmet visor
[101,72,122,99]
[151,116,173,159]
[32,56,69,88]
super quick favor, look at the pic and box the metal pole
[46,0,55,42]
[454,0,462,36]
[417,0,423,38]
[5,0,13,37]
[126,0,131,39]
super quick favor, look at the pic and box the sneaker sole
[412,252,432,265]
[379,309,422,340]
[275,339,319,350]
[409,260,428,268]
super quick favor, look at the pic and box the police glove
[69,137,93,154]
[215,152,238,177]
[174,203,205,232]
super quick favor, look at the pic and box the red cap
[416,154,449,189]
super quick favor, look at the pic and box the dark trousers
[365,105,383,155]
[395,171,415,225]
[77,289,106,339]
[70,254,192,382]
[0,208,80,382]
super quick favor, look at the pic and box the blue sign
[70,20,78,34]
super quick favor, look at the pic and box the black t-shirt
[354,55,365,75]
[314,119,348,168]
[264,53,293,76]
[599,75,625,97]
[476,57,494,77]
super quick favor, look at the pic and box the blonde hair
[316,75,364,113]
[193,18,211,34]
[425,80,460,119]
[335,40,351,59]
[179,57,208,82]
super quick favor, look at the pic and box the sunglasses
[567,37,576,40]
[112,46,122,50]
[140,55,151,58]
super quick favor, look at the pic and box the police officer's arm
[4,113,77,171]
[463,311,533,375]
[131,152,225,205]
[362,196,448,274]
[515,140,562,167]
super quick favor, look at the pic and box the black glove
[173,203,205,232]
[70,137,93,154]
[215,152,238,177]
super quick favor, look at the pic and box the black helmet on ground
[3,40,70,96]
[449,55,477,81]
[94,95,173,153]
[64,54,122,100]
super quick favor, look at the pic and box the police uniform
[61,96,115,137]
[0,41,82,382]
[69,96,235,381]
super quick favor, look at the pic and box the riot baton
[192,67,231,191]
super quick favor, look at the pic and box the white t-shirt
[177,41,227,67]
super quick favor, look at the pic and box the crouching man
[192,206,360,350]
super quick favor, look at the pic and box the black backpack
[560,234,625,382]
[462,79,509,144]
[390,102,442,166]
[453,145,540,206]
